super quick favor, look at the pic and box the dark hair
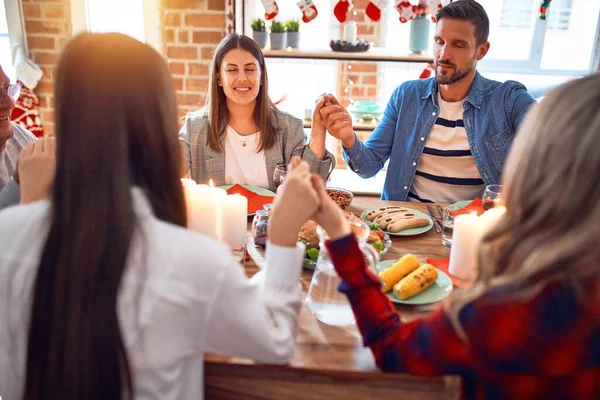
[436,0,490,45]
[206,33,277,153]
[23,33,187,399]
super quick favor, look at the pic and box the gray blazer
[179,108,335,191]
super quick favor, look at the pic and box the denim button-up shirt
[343,72,536,201]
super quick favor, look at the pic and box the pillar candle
[448,212,482,281]
[220,194,249,248]
[185,184,226,238]
[181,178,197,187]
[479,206,506,234]
[344,20,357,43]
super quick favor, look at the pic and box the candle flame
[209,179,214,188]
[471,211,478,217]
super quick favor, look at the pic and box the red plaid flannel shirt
[325,234,600,400]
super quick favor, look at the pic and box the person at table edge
[0,64,37,209]
[316,74,600,400]
[321,0,536,203]
[179,33,335,192]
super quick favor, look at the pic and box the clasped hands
[269,158,351,248]
[312,94,356,149]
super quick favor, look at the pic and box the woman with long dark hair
[179,33,334,191]
[308,74,600,399]
[0,33,320,399]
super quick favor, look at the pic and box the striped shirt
[409,95,484,203]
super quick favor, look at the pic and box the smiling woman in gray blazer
[179,34,334,191]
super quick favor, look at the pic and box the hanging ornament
[297,0,318,23]
[539,0,552,20]
[429,0,443,22]
[261,0,279,20]
[365,0,386,22]
[333,0,353,24]
[395,0,416,23]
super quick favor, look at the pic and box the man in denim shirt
[321,0,536,202]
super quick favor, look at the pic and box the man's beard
[435,59,475,85]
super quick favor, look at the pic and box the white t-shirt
[224,126,269,188]
[0,188,305,400]
[410,94,485,203]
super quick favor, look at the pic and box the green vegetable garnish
[369,222,380,231]
[371,240,383,252]
[306,248,319,261]
[299,239,310,245]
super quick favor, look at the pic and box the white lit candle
[344,21,357,44]
[185,183,226,238]
[448,212,482,281]
[180,178,197,187]
[220,194,248,248]
[479,206,506,234]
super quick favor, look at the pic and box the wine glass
[273,164,287,190]
[482,184,504,210]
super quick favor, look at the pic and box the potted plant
[269,20,287,50]
[285,19,301,49]
[409,1,431,54]
[251,18,268,48]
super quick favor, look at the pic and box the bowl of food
[326,187,354,210]
[298,211,391,270]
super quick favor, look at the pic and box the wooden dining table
[204,196,461,400]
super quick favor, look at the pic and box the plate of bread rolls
[361,206,433,236]
[377,254,453,305]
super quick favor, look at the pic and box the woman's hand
[269,159,321,247]
[309,174,350,241]
[311,96,327,135]
[18,137,57,204]
[319,95,356,149]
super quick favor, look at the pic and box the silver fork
[426,204,442,234]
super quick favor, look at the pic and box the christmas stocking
[297,0,318,23]
[333,0,352,23]
[261,0,279,20]
[430,0,443,22]
[395,0,415,23]
[366,0,386,22]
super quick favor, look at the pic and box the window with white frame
[70,0,160,50]
[0,0,26,79]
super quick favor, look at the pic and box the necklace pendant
[242,143,247,147]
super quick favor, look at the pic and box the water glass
[442,207,454,247]
[273,164,287,190]
[482,184,504,210]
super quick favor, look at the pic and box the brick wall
[22,0,72,135]
[21,0,228,133]
[160,0,227,119]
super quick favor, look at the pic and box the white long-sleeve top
[0,189,304,400]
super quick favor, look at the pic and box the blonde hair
[445,74,600,338]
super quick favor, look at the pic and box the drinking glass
[442,207,454,247]
[273,164,287,190]
[482,184,504,210]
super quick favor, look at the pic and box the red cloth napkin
[448,198,485,217]
[226,184,275,214]
[425,257,469,288]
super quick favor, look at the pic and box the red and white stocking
[430,0,444,22]
[261,0,279,20]
[366,0,386,22]
[395,0,415,23]
[333,0,352,23]
[297,0,318,23]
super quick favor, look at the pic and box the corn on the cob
[378,254,420,292]
[393,264,438,300]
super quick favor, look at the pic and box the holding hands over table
[317,94,356,149]
[17,136,56,205]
